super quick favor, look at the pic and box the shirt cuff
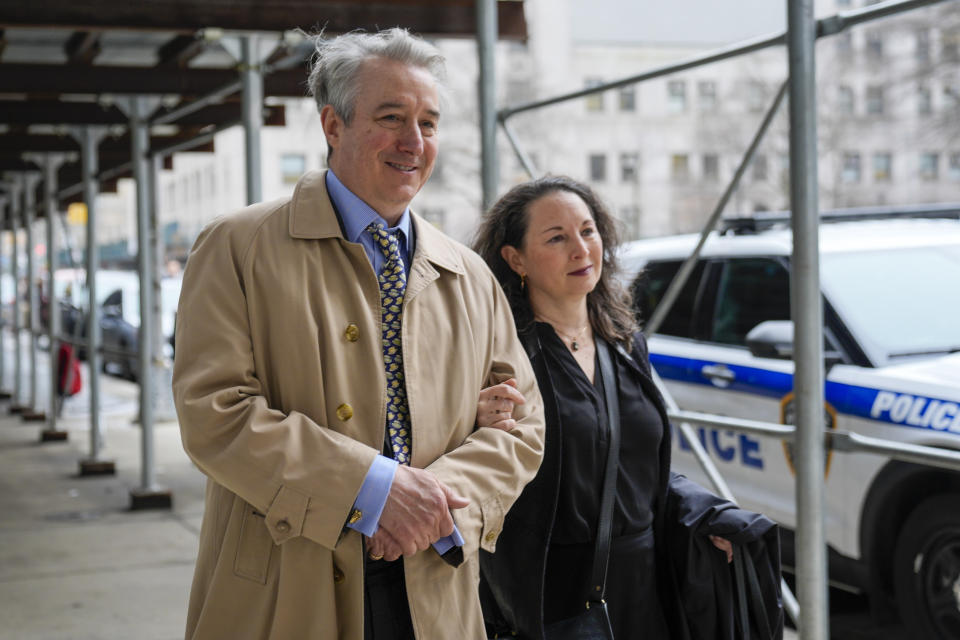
[432,525,465,555]
[346,455,398,537]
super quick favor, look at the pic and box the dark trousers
[364,556,416,640]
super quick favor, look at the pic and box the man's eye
[379,115,403,127]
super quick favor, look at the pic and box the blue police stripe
[650,353,960,434]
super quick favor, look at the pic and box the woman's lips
[568,265,593,276]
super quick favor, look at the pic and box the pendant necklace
[536,315,590,351]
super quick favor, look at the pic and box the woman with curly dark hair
[473,176,733,639]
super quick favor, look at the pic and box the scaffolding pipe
[787,1,829,638]
[23,174,40,414]
[241,35,263,205]
[10,180,23,410]
[0,196,6,396]
[129,98,159,492]
[43,156,63,434]
[80,126,105,463]
[498,0,945,124]
[644,81,788,337]
[477,0,499,210]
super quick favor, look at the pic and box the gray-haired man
[173,27,543,640]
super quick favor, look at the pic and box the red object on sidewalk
[57,343,82,396]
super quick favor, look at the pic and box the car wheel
[893,494,960,639]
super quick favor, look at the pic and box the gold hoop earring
[520,273,526,292]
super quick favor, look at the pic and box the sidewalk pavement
[0,385,800,640]
[0,399,205,640]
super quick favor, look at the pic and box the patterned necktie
[368,222,412,465]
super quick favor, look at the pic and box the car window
[631,260,706,338]
[710,258,791,346]
[821,244,960,362]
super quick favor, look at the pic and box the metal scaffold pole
[787,0,829,637]
[241,35,263,206]
[124,96,172,510]
[9,180,24,413]
[477,0,499,211]
[41,154,68,441]
[76,125,114,476]
[22,173,44,422]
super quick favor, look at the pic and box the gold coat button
[484,531,498,543]
[344,323,360,342]
[333,566,345,584]
[275,519,291,534]
[336,404,354,421]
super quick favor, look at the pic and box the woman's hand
[710,535,734,563]
[476,378,526,432]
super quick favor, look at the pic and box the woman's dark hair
[473,175,637,348]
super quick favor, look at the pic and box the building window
[842,152,861,183]
[667,80,687,113]
[698,80,717,111]
[620,153,639,182]
[918,86,933,116]
[281,153,306,184]
[944,86,960,111]
[703,154,719,181]
[866,86,885,115]
[620,206,641,240]
[752,154,768,181]
[916,29,931,64]
[838,86,855,116]
[949,153,960,181]
[836,0,851,6]
[670,154,690,181]
[585,77,605,112]
[836,31,853,55]
[920,152,939,181]
[747,81,766,112]
[619,86,636,112]
[865,31,884,61]
[943,30,960,63]
[873,153,892,182]
[589,153,607,181]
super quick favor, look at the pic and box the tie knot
[367,222,402,263]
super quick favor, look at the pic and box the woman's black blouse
[535,321,664,543]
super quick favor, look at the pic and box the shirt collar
[325,169,414,252]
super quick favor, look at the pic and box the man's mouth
[387,161,417,172]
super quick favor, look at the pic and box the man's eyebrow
[374,102,441,119]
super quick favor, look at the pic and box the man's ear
[500,244,524,276]
[320,105,341,151]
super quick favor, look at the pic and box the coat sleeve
[424,267,546,558]
[172,215,378,550]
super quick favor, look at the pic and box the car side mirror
[102,303,122,318]
[746,320,794,360]
[747,319,844,369]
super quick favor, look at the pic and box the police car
[619,206,960,638]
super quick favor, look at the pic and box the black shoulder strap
[591,339,620,603]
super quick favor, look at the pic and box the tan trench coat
[172,170,545,639]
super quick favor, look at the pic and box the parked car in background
[620,207,960,638]
[100,276,182,380]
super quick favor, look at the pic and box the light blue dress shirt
[327,171,463,555]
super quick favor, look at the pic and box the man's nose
[397,121,424,154]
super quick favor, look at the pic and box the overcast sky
[570,0,788,46]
